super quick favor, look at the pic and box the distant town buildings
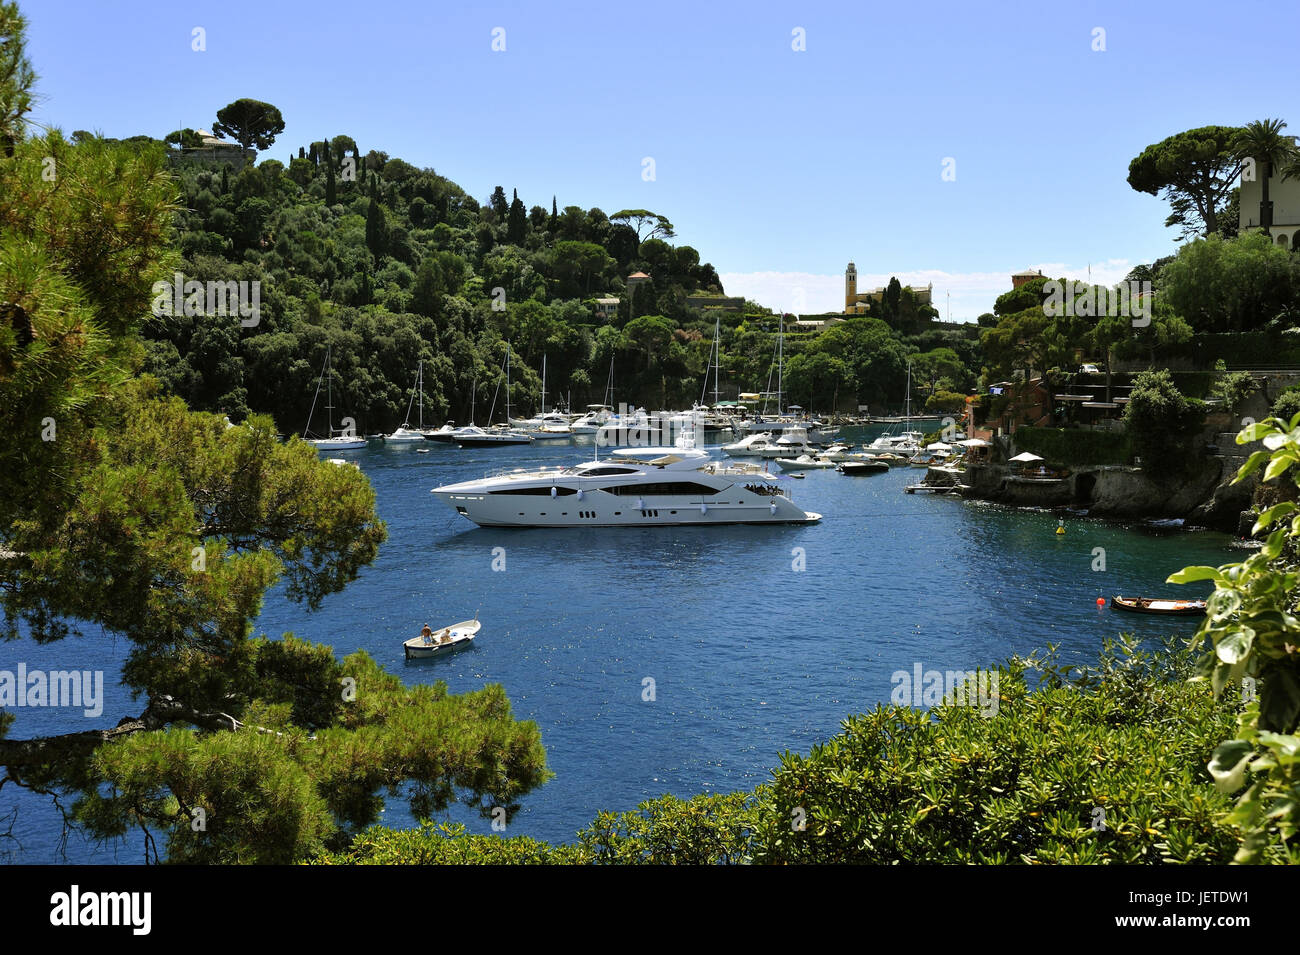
[169,129,247,167]
[843,262,933,315]
[686,295,745,313]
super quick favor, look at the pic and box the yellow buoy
[1056,519,1066,535]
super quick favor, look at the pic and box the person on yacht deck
[420,624,433,645]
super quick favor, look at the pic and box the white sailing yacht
[304,345,367,450]
[455,344,533,447]
[863,361,922,456]
[385,359,431,443]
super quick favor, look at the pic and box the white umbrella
[1008,451,1044,463]
[957,438,990,447]
[926,442,952,451]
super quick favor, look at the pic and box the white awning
[957,438,990,447]
[1009,451,1044,463]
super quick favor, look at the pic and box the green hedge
[1191,333,1300,367]
[1014,426,1132,466]
[1169,371,1216,399]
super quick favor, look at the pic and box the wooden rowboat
[404,617,481,659]
[1109,596,1206,616]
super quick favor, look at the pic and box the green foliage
[924,390,967,414]
[1127,125,1244,240]
[1159,233,1300,334]
[1122,369,1207,479]
[752,642,1242,863]
[576,793,757,864]
[213,98,285,155]
[0,1,34,153]
[0,21,555,866]
[325,641,1249,864]
[313,821,585,865]
[1014,426,1132,467]
[1272,387,1300,423]
[77,653,552,863]
[1169,411,1300,861]
[993,276,1050,316]
[1212,371,1258,415]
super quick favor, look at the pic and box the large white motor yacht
[431,447,821,527]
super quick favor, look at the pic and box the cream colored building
[1239,170,1300,250]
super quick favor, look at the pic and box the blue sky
[25,0,1298,319]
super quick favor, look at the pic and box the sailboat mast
[777,313,785,416]
[905,361,912,427]
[326,345,334,436]
[541,354,547,416]
[713,314,721,406]
[418,359,424,429]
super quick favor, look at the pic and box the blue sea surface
[3,428,1246,861]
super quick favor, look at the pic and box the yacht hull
[432,493,821,528]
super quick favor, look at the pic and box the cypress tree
[324,136,336,206]
[365,197,385,256]
[507,188,526,245]
[549,195,558,231]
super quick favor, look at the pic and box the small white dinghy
[404,617,481,659]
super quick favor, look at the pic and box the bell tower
[845,262,857,311]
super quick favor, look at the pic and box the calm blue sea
[3,427,1247,862]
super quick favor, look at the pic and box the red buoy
[1096,597,1105,606]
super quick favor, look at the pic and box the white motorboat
[756,427,817,459]
[722,431,776,456]
[431,444,821,528]
[403,617,481,659]
[424,422,459,443]
[816,444,856,462]
[532,412,574,440]
[304,345,367,450]
[863,430,925,456]
[570,405,613,435]
[454,424,534,447]
[775,454,837,471]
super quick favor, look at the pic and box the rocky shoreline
[925,418,1263,534]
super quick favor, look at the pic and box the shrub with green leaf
[317,640,1248,864]
[1123,369,1207,479]
[1168,410,1300,862]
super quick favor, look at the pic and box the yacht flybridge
[431,447,821,528]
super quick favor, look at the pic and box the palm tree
[1235,119,1299,236]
